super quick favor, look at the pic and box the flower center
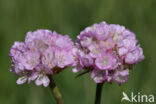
[102,58,108,65]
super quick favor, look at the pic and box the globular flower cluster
[10,29,74,87]
[72,22,144,84]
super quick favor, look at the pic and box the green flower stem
[94,83,104,104]
[49,76,64,104]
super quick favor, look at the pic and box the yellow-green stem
[49,76,64,104]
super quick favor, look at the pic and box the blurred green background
[0,0,156,104]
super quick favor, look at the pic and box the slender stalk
[75,70,91,78]
[94,83,104,104]
[49,76,64,104]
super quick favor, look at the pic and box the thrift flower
[10,29,74,87]
[72,21,144,84]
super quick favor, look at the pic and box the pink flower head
[55,50,74,68]
[25,30,52,53]
[41,48,56,69]
[10,29,74,87]
[91,69,106,83]
[72,21,144,84]
[125,45,144,64]
[113,69,129,84]
[95,53,117,70]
